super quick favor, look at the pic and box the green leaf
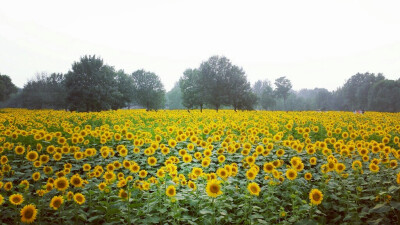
[199,209,213,215]
[367,218,383,225]
[295,219,319,225]
[388,185,400,194]
[369,204,391,213]
[390,201,400,210]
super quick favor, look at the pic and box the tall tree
[253,80,275,110]
[342,72,385,110]
[65,55,122,111]
[110,70,134,110]
[199,56,231,111]
[0,74,18,102]
[179,69,204,111]
[274,76,292,110]
[131,69,166,111]
[260,84,276,110]
[368,79,400,112]
[198,55,256,111]
[226,65,255,111]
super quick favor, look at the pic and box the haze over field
[1,0,400,91]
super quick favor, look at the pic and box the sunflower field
[0,109,400,224]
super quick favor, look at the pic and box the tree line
[1,55,400,112]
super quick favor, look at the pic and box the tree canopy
[0,74,18,102]
[131,69,166,111]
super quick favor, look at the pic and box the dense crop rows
[0,109,400,224]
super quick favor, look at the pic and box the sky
[1,0,400,91]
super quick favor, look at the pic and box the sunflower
[166,185,176,197]
[246,169,257,180]
[9,193,24,205]
[217,155,226,163]
[168,139,177,148]
[310,157,317,165]
[206,179,222,198]
[50,195,64,210]
[217,168,229,180]
[73,193,85,205]
[119,189,129,200]
[83,164,91,171]
[98,182,107,191]
[139,170,148,178]
[352,160,362,170]
[20,180,30,190]
[70,174,83,188]
[182,154,192,163]
[335,163,346,174]
[20,204,37,224]
[188,181,196,190]
[247,182,261,196]
[147,157,157,166]
[397,172,400,184]
[309,189,323,205]
[369,163,380,173]
[26,151,39,162]
[54,177,69,192]
[276,149,285,157]
[201,159,211,168]
[286,169,297,180]
[103,171,116,183]
[15,146,25,155]
[0,194,4,205]
[130,164,140,173]
[304,172,312,180]
[0,155,8,165]
[389,160,398,168]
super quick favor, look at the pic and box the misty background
[1,1,400,111]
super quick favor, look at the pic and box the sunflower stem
[212,197,216,224]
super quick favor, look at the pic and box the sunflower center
[313,193,321,201]
[24,209,34,218]
[210,184,219,193]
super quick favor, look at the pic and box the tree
[198,55,255,111]
[253,80,276,110]
[314,88,332,110]
[110,70,134,110]
[368,79,400,112]
[342,72,385,110]
[0,74,18,102]
[65,55,123,112]
[260,84,276,110]
[179,69,204,111]
[274,76,292,110]
[20,72,66,109]
[226,65,255,111]
[166,82,184,109]
[199,56,231,111]
[131,69,166,111]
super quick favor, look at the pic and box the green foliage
[342,72,385,111]
[166,83,184,109]
[179,69,204,110]
[368,79,400,112]
[131,69,166,111]
[0,74,18,102]
[65,55,133,112]
[20,72,66,109]
[180,56,257,111]
[274,76,292,110]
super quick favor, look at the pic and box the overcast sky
[1,0,400,91]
